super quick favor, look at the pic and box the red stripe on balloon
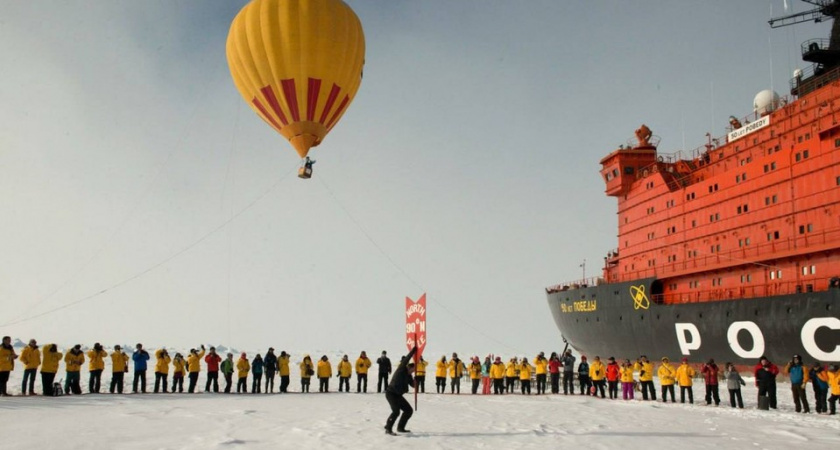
[252,97,283,132]
[260,85,289,126]
[306,78,321,121]
[326,94,350,129]
[319,84,341,125]
[281,79,300,122]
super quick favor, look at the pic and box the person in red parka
[605,357,620,399]
[204,347,222,393]
[548,352,561,394]
[753,355,780,409]
[701,358,720,406]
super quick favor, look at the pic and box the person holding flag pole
[384,345,418,435]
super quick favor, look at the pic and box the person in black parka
[377,351,392,393]
[384,346,417,435]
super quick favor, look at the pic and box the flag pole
[414,332,419,410]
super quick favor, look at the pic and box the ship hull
[547,278,840,364]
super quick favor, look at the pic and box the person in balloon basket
[676,358,696,404]
[263,348,277,393]
[377,351,392,393]
[108,345,128,394]
[236,353,250,393]
[753,355,779,409]
[132,343,150,393]
[279,351,291,393]
[384,345,417,435]
[577,355,591,395]
[784,354,810,413]
[171,353,186,393]
[0,336,18,396]
[826,364,840,415]
[810,362,829,413]
[221,353,234,394]
[205,347,222,393]
[724,362,745,408]
[300,355,314,393]
[317,355,332,392]
[154,348,171,393]
[701,358,721,406]
[355,351,371,393]
[20,339,40,396]
[186,345,206,393]
[337,355,352,392]
[658,357,677,403]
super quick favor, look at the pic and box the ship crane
[770,1,840,95]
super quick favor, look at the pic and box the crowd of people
[1,336,838,416]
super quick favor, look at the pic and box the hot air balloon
[226,0,365,179]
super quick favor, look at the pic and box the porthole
[640,315,644,321]
[698,313,703,319]
[787,307,792,314]
[754,309,759,316]
[656,314,660,320]
[619,316,623,321]
[675,314,680,319]
[827,304,833,311]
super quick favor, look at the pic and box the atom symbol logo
[630,285,650,310]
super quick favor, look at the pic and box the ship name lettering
[573,300,597,312]
[675,317,840,361]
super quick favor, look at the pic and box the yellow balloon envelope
[226,0,365,158]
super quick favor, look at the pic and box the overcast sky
[0,1,830,357]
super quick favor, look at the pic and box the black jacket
[386,347,417,395]
[377,355,392,374]
[264,353,278,373]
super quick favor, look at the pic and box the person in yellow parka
[435,355,448,394]
[588,356,606,398]
[468,357,483,395]
[620,359,635,400]
[40,344,63,396]
[338,355,352,393]
[675,357,696,404]
[87,342,108,394]
[186,345,206,394]
[519,357,533,395]
[827,364,840,415]
[20,339,41,395]
[0,336,18,396]
[279,351,291,393]
[355,351,372,393]
[154,349,171,393]
[448,353,466,394]
[533,352,548,395]
[109,345,129,394]
[415,356,428,393]
[63,344,84,395]
[300,355,314,393]
[317,355,333,393]
[658,357,676,403]
[505,357,519,394]
[236,352,250,393]
[171,353,186,393]
[490,356,506,395]
[634,355,656,401]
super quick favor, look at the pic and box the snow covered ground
[3,370,839,450]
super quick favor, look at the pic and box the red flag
[405,294,426,358]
